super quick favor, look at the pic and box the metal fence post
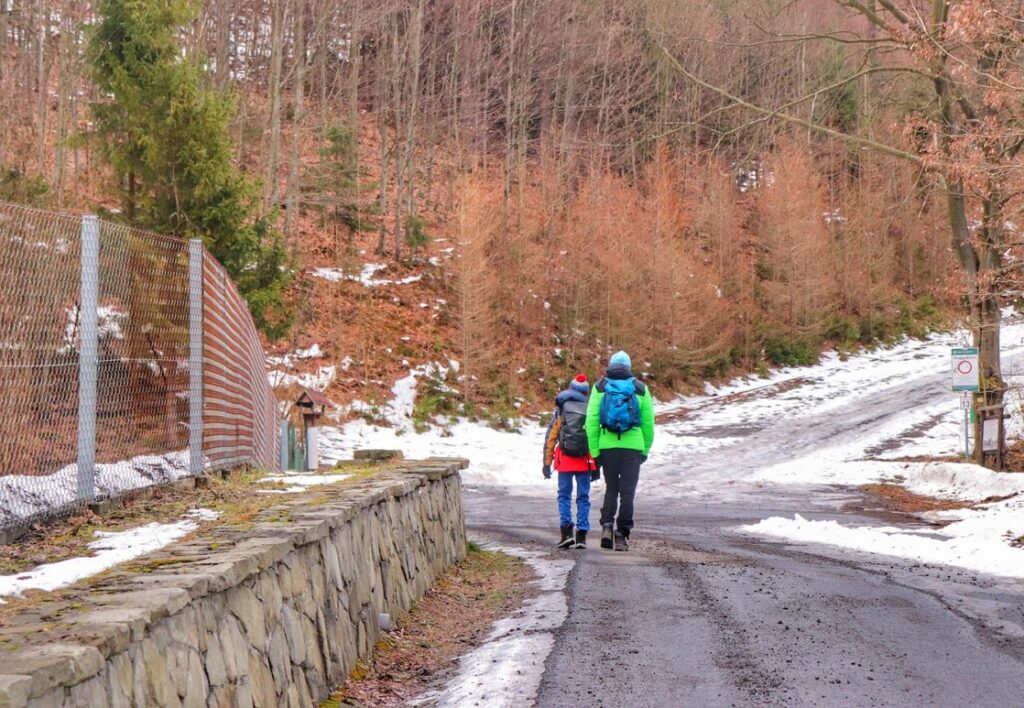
[188,239,204,476]
[280,421,289,471]
[77,215,99,501]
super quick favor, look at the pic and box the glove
[591,469,600,483]
[594,455,602,471]
[641,455,648,464]
[542,465,551,479]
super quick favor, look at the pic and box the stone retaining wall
[0,459,467,707]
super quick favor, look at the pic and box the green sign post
[951,347,979,459]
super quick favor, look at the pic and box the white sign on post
[982,418,1000,452]
[951,347,980,392]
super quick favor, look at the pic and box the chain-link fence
[0,202,280,534]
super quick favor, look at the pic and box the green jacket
[585,379,655,457]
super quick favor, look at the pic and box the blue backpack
[598,378,644,436]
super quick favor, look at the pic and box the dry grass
[861,483,974,514]
[324,546,534,707]
[0,464,383,576]
[1002,439,1024,473]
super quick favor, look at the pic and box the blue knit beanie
[569,374,589,394]
[609,351,631,369]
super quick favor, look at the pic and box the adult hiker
[542,374,599,549]
[586,351,655,552]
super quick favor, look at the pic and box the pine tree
[87,0,292,338]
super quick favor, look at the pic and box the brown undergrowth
[1002,439,1024,472]
[323,545,534,707]
[861,483,974,514]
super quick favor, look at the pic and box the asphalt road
[461,347,1024,707]
[466,487,1024,708]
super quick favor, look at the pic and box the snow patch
[903,462,1024,502]
[311,263,423,287]
[268,365,336,391]
[0,509,219,600]
[319,418,546,490]
[410,545,572,707]
[742,506,1024,580]
[267,343,323,367]
[259,473,351,494]
[0,451,192,527]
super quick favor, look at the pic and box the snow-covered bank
[317,319,1024,578]
[321,360,548,490]
[0,450,192,527]
[743,498,1024,580]
[320,419,546,489]
[903,462,1024,501]
[745,461,1024,578]
[411,545,573,707]
[0,509,219,601]
[318,323,1024,497]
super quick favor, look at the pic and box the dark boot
[573,530,587,549]
[557,524,575,549]
[614,530,629,552]
[600,523,614,549]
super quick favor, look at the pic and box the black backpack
[557,399,589,458]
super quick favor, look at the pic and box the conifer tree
[87,0,292,338]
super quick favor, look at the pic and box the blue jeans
[557,472,591,531]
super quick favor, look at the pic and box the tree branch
[654,39,925,166]
[715,64,926,142]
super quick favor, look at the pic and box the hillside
[1,0,971,423]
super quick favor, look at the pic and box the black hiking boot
[573,530,587,549]
[614,531,629,552]
[600,523,614,549]
[557,525,575,549]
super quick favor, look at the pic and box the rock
[246,650,276,708]
[352,449,404,461]
[204,637,227,688]
[279,606,305,666]
[3,644,104,699]
[140,638,181,708]
[67,676,108,708]
[265,626,289,693]
[216,615,248,683]
[0,674,32,708]
[104,653,132,708]
[225,585,266,651]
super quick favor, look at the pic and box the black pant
[599,448,642,536]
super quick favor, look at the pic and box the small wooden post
[294,389,329,471]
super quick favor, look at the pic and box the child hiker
[542,374,599,548]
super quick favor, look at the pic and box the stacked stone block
[0,459,467,708]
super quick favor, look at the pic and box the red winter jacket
[553,444,595,473]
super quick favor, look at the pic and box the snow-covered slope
[320,320,1024,578]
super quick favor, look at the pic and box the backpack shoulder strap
[596,377,609,393]
[632,379,646,396]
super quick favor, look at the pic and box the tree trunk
[265,0,287,207]
[35,11,47,178]
[284,0,306,245]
